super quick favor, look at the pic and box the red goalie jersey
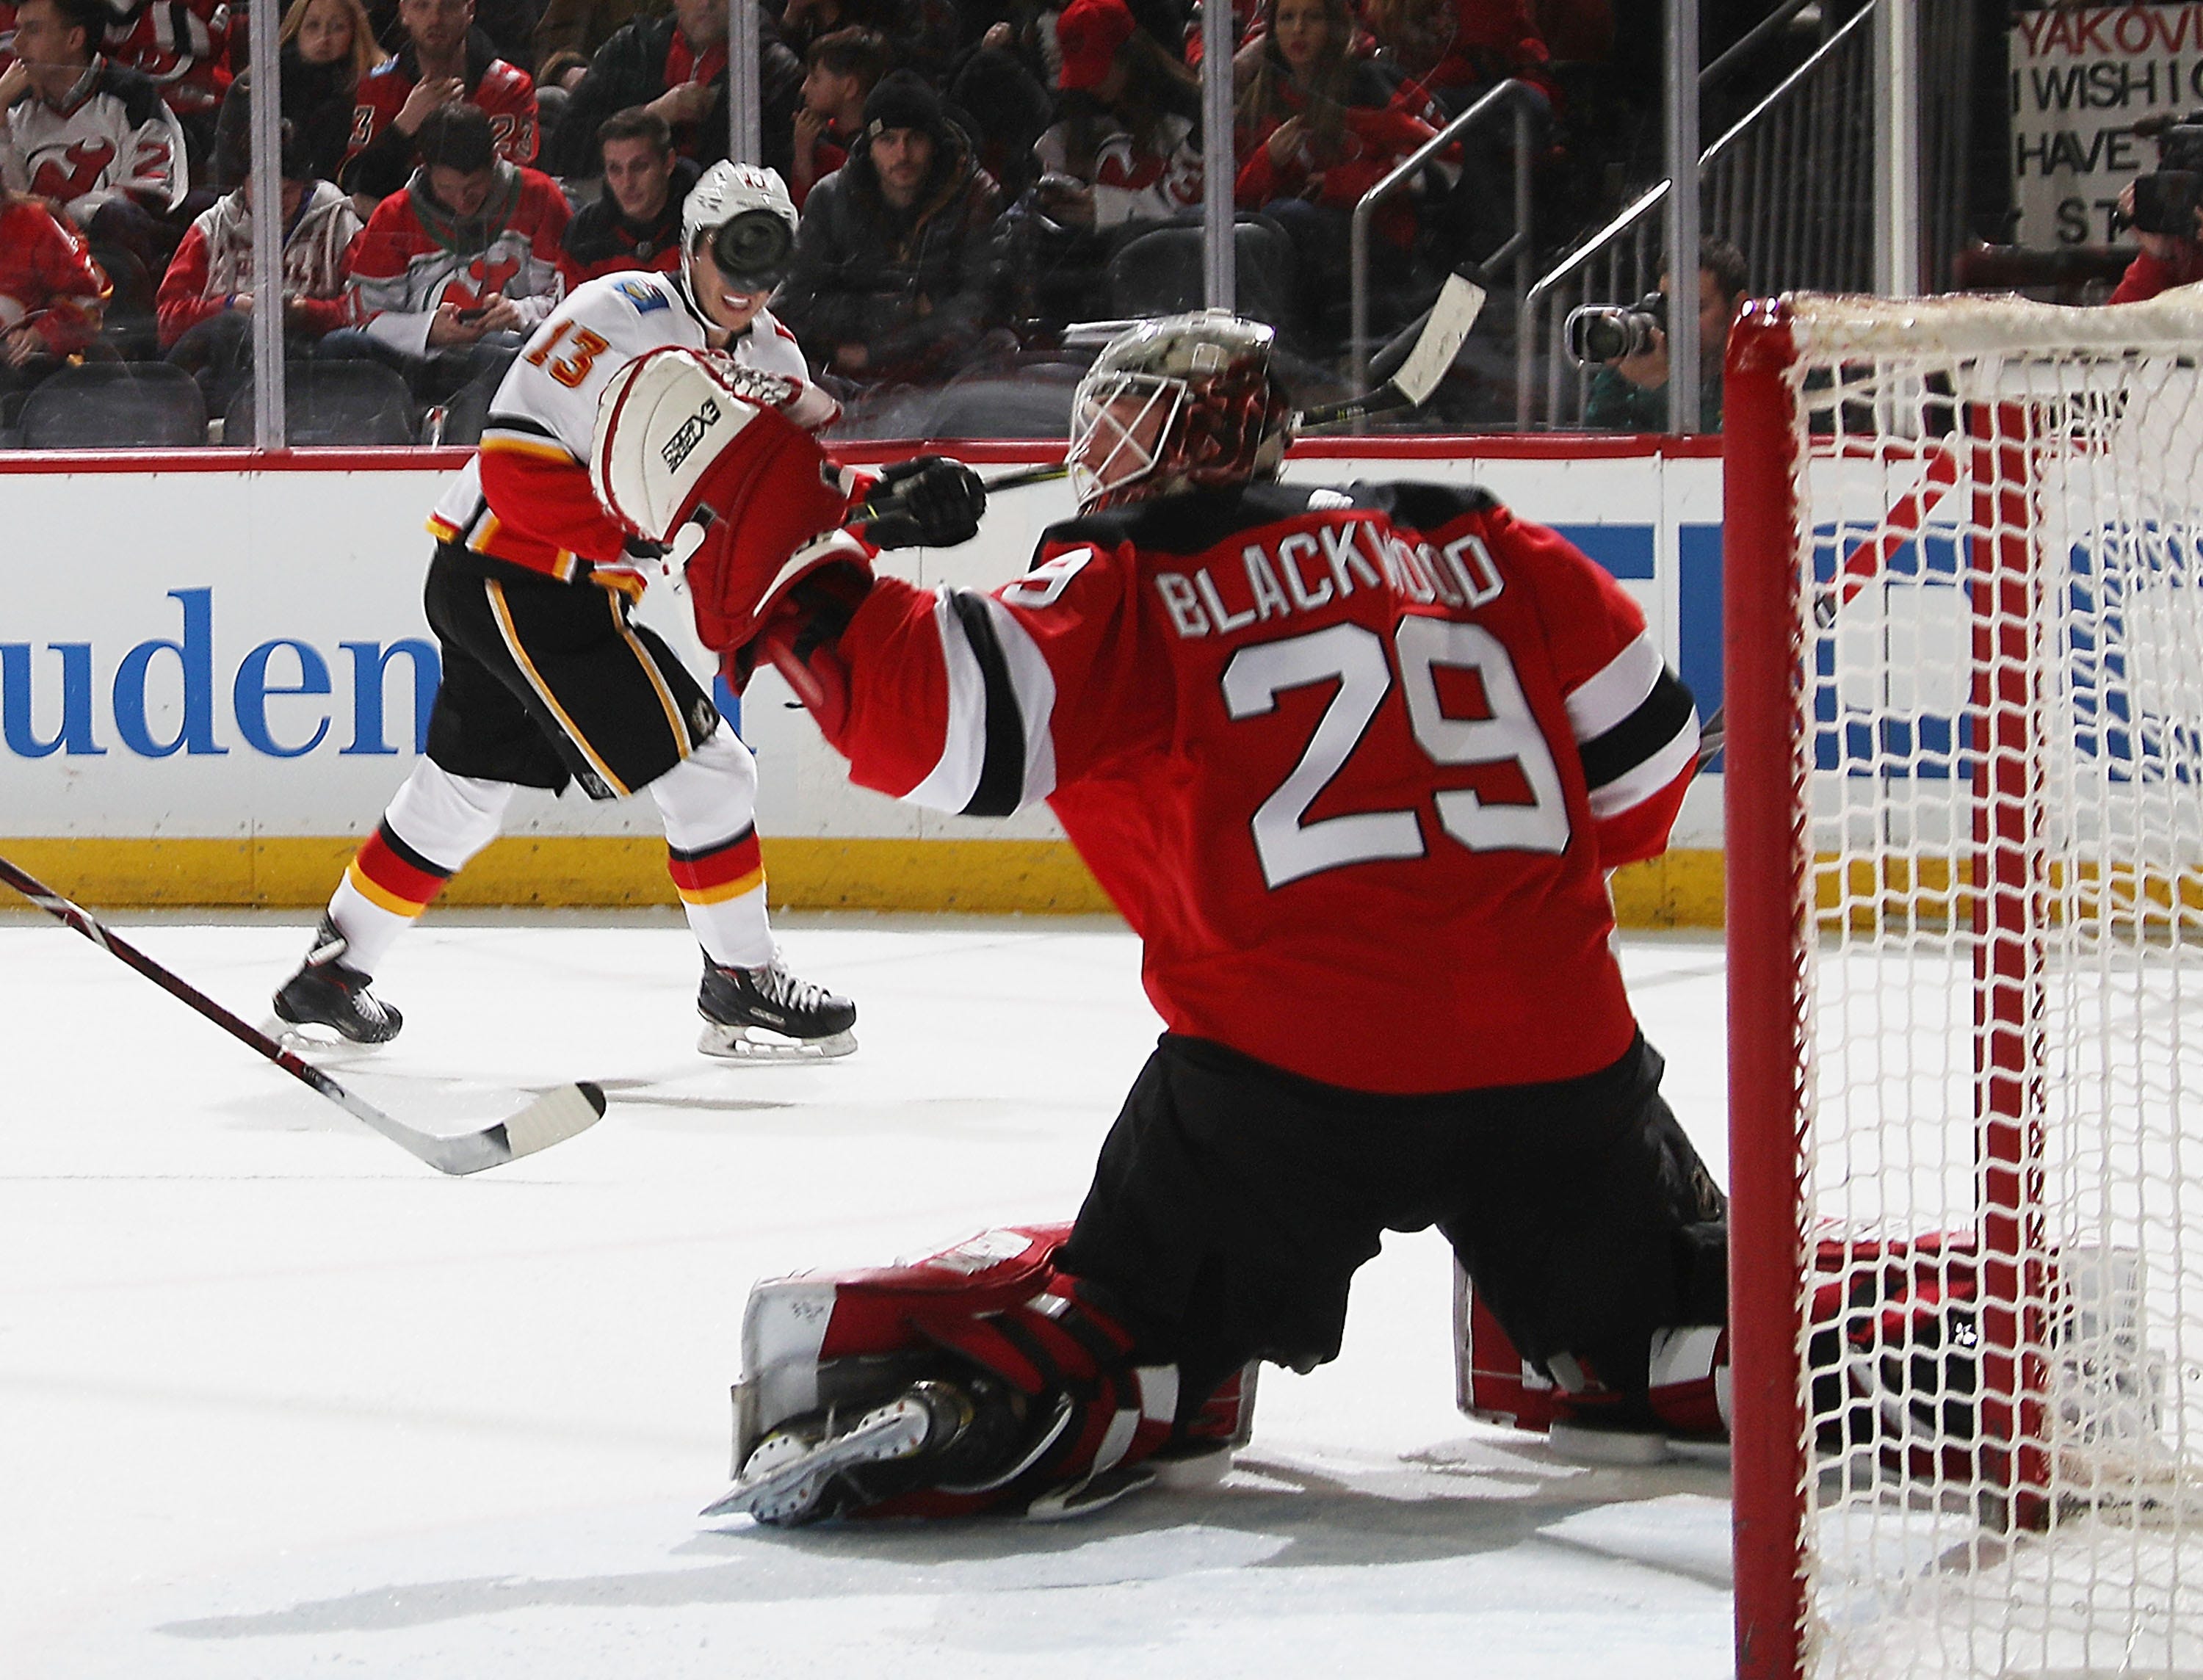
[820,481,1700,1096]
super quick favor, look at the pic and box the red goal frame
[1723,300,2060,1679]
[1723,298,1815,1680]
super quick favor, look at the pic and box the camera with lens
[2121,112,2203,236]
[1564,291,1668,366]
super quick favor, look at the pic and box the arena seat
[225,360,418,446]
[1104,217,1298,336]
[920,361,1083,440]
[15,361,206,449]
[427,369,498,446]
[86,241,159,361]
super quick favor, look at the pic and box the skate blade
[697,1023,857,1063]
[701,1396,931,1524]
[261,1015,388,1060]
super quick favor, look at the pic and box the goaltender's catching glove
[854,455,987,551]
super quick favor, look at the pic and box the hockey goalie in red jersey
[597,311,1729,1524]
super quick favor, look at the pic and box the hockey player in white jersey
[272,162,986,1060]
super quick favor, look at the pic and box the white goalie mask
[1067,311,1290,513]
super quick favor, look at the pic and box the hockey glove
[731,553,875,736]
[705,361,842,432]
[854,456,988,551]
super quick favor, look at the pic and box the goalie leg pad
[726,1224,1199,1521]
[1455,1269,1732,1441]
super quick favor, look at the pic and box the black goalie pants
[1058,1032,1729,1420]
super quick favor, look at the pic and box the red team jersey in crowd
[820,480,1700,1096]
[100,0,230,117]
[0,193,107,352]
[347,48,539,167]
[3,57,187,217]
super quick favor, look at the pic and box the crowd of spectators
[0,0,1673,441]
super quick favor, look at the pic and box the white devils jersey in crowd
[1032,112,1203,228]
[0,57,187,217]
[343,165,568,358]
[427,267,830,587]
[819,481,1702,1095]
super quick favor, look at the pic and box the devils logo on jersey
[27,138,117,203]
[444,256,521,308]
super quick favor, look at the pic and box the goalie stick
[854,275,1489,516]
[0,854,607,1176]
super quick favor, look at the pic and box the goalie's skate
[703,1380,973,1526]
[272,918,402,1046]
[697,956,855,1062]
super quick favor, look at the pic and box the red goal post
[1725,291,2203,1680]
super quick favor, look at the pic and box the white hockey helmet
[682,162,800,294]
[1067,311,1290,513]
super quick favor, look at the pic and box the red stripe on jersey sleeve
[824,576,957,800]
[477,440,633,564]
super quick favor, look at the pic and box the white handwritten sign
[2010,4,2203,244]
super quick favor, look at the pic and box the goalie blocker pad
[734,1224,1256,1518]
[591,347,865,651]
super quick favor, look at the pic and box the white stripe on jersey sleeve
[1563,629,1664,743]
[1585,703,1702,819]
[980,594,1060,805]
[900,591,1060,814]
[903,590,991,813]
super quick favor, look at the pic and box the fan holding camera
[1571,236,1747,434]
[2110,115,2203,304]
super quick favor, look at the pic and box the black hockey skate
[272,918,402,1046]
[697,956,855,1062]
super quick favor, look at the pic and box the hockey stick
[855,275,1490,514]
[0,854,607,1176]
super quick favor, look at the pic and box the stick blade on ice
[441,1081,608,1175]
[501,1081,609,1159]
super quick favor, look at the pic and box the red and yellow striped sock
[667,826,773,969]
[328,822,455,977]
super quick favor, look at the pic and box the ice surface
[0,911,1735,1679]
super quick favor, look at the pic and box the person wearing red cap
[1032,0,1204,233]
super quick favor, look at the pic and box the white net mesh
[1777,291,2203,1679]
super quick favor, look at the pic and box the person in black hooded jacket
[773,68,1008,388]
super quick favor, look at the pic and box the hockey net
[1725,290,2203,1679]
